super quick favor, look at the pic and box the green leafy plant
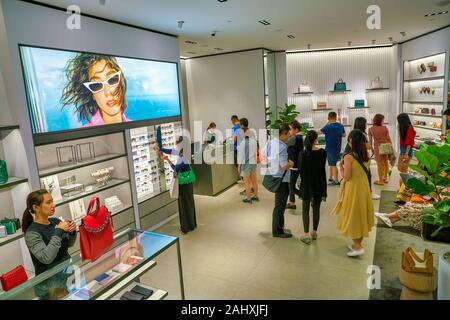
[406,133,450,237]
[265,103,307,136]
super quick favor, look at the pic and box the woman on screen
[61,53,130,127]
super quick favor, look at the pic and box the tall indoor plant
[406,134,450,241]
[266,103,307,136]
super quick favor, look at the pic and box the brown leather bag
[401,247,433,274]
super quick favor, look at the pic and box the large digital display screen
[19,45,181,134]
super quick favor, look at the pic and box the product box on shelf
[40,175,63,202]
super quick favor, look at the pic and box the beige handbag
[379,143,394,155]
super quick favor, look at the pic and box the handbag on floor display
[401,247,433,274]
[0,160,8,184]
[370,76,383,89]
[79,197,114,262]
[178,165,196,185]
[0,265,28,291]
[378,143,394,155]
[334,78,347,91]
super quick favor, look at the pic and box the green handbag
[1,221,16,235]
[0,160,8,184]
[178,166,196,185]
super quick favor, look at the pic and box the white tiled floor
[140,164,401,300]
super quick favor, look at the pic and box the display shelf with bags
[0,229,184,300]
[403,52,446,81]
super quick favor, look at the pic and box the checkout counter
[191,141,239,196]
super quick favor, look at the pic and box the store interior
[0,0,449,300]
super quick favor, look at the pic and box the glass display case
[0,229,184,300]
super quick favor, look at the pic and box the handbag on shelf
[79,197,114,262]
[354,99,365,108]
[334,78,347,91]
[378,143,394,155]
[0,265,28,292]
[317,101,327,109]
[299,82,311,93]
[1,218,21,231]
[0,160,8,184]
[431,108,436,116]
[1,221,16,235]
[370,76,383,89]
[421,108,430,114]
[178,165,196,185]
[401,247,433,274]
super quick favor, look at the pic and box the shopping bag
[169,176,179,199]
[79,197,114,262]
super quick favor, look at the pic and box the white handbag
[299,82,311,93]
[169,176,179,199]
[370,76,383,89]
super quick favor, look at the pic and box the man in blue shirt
[230,115,241,164]
[262,124,294,238]
[319,112,346,186]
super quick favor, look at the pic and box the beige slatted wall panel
[287,47,393,130]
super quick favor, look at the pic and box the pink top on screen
[83,110,130,127]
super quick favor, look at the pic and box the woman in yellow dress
[332,130,374,257]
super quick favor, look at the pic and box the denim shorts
[240,164,257,177]
[400,146,414,158]
[326,152,340,166]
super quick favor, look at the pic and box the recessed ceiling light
[217,0,228,2]
[439,11,449,14]
[258,20,271,26]
[424,11,447,17]
[287,35,295,39]
[185,40,197,44]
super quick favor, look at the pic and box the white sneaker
[372,193,381,200]
[347,248,365,257]
[375,212,392,227]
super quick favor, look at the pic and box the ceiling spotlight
[217,0,228,2]
[187,52,196,54]
[388,36,394,43]
[214,48,224,51]
[372,39,376,45]
[258,20,271,25]
[211,31,218,37]
[287,34,295,39]
[185,40,197,44]
[307,44,311,49]
[348,41,352,46]
[400,31,406,37]
[178,21,185,29]
[439,11,449,14]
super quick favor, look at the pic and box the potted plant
[265,103,307,136]
[406,133,450,243]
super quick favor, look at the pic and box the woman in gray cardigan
[22,189,77,299]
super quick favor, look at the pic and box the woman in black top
[297,130,327,244]
[22,189,77,299]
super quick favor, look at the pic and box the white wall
[184,49,266,139]
[286,47,397,140]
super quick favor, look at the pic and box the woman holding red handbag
[21,189,77,299]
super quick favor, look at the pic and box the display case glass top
[0,229,178,300]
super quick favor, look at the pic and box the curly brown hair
[60,53,127,122]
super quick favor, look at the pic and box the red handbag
[79,197,114,262]
[0,265,28,291]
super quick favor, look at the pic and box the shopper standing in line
[368,114,392,185]
[229,115,241,166]
[443,108,450,136]
[155,137,197,234]
[397,113,416,183]
[331,130,374,257]
[262,124,294,238]
[318,112,346,186]
[237,118,259,203]
[285,120,304,210]
[297,130,327,244]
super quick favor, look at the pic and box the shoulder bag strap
[355,157,372,191]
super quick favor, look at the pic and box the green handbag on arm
[178,165,196,185]
[0,160,8,184]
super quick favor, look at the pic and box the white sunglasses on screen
[83,71,121,94]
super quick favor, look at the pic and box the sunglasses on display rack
[83,71,121,94]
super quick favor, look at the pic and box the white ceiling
[32,0,450,57]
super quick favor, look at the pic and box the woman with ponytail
[297,130,327,244]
